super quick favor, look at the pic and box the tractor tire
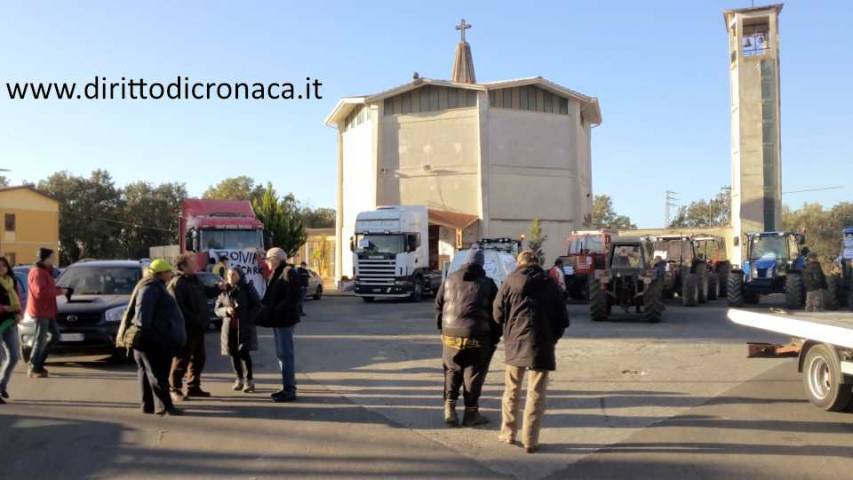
[826,275,841,311]
[717,263,731,298]
[727,272,744,307]
[696,263,708,304]
[682,273,699,307]
[589,279,608,322]
[802,344,853,412]
[785,272,805,310]
[707,272,719,301]
[643,281,664,323]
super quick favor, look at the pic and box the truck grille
[357,258,396,286]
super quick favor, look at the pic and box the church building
[326,20,602,280]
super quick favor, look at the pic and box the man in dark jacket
[493,250,569,454]
[259,247,301,402]
[167,253,223,401]
[132,259,186,416]
[436,248,499,427]
[803,252,828,312]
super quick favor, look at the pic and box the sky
[1,0,851,227]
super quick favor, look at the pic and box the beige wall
[378,107,481,215]
[0,189,60,265]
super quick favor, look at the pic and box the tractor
[589,237,665,323]
[560,230,611,301]
[827,227,853,310]
[727,232,807,309]
[651,235,708,306]
[692,235,732,299]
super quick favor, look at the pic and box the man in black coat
[258,247,301,402]
[803,252,828,312]
[167,254,223,401]
[435,248,499,427]
[493,250,569,453]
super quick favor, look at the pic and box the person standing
[26,248,67,378]
[0,257,22,403]
[258,247,301,403]
[215,267,260,393]
[436,248,499,427]
[803,252,828,312]
[126,259,186,416]
[167,254,223,401]
[548,258,567,295]
[297,261,310,316]
[494,250,569,454]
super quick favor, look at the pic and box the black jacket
[168,272,220,333]
[435,263,500,342]
[493,265,569,371]
[215,280,261,355]
[297,267,310,288]
[803,261,828,292]
[132,278,186,352]
[258,264,301,328]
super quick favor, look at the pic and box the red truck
[560,229,612,301]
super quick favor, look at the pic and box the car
[197,271,225,330]
[18,260,144,362]
[304,269,323,300]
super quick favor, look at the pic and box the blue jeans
[0,324,19,393]
[30,317,59,372]
[273,326,296,393]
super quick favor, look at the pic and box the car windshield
[611,245,643,268]
[568,235,605,254]
[356,234,405,255]
[57,266,142,295]
[750,236,786,260]
[200,229,261,250]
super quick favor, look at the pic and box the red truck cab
[180,199,268,272]
[562,230,611,301]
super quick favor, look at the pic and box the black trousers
[228,331,253,381]
[170,329,206,391]
[443,343,495,408]
[135,346,175,413]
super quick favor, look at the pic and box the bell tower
[725,4,783,265]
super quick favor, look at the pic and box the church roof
[325,76,601,126]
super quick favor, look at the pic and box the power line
[782,186,844,195]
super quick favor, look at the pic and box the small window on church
[447,88,458,108]
[742,19,770,57]
[402,92,412,113]
[519,87,528,110]
[528,87,538,111]
[559,98,569,115]
[543,91,554,113]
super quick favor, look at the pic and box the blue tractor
[827,227,853,310]
[727,232,807,309]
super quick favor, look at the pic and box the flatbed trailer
[728,308,853,412]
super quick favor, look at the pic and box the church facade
[326,21,601,280]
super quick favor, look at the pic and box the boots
[444,400,459,427]
[462,406,489,427]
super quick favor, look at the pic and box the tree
[37,170,124,264]
[252,183,307,257]
[120,181,187,258]
[203,176,264,202]
[669,188,731,228]
[526,218,547,265]
[0,176,9,188]
[301,206,336,228]
[784,202,853,259]
[592,195,636,230]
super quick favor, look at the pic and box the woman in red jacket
[27,248,67,378]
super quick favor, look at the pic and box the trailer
[728,308,853,411]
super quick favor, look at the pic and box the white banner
[210,249,266,298]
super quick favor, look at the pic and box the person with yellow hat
[125,258,187,416]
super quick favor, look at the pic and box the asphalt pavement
[1,294,851,479]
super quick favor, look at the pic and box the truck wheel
[785,272,805,310]
[802,344,853,411]
[21,345,32,363]
[682,274,699,307]
[643,281,664,323]
[707,273,719,300]
[727,272,745,307]
[362,297,375,303]
[589,279,608,322]
[826,275,841,310]
[410,278,424,302]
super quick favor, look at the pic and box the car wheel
[314,285,323,301]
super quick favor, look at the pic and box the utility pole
[665,190,679,227]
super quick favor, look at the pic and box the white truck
[351,205,443,302]
[728,308,853,411]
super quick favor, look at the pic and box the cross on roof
[456,19,471,43]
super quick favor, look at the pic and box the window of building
[4,214,14,232]
[742,20,770,57]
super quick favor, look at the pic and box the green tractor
[589,237,665,323]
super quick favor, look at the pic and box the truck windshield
[568,235,605,254]
[356,234,405,255]
[611,245,643,268]
[200,230,262,250]
[653,240,685,261]
[57,266,142,295]
[750,236,785,260]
